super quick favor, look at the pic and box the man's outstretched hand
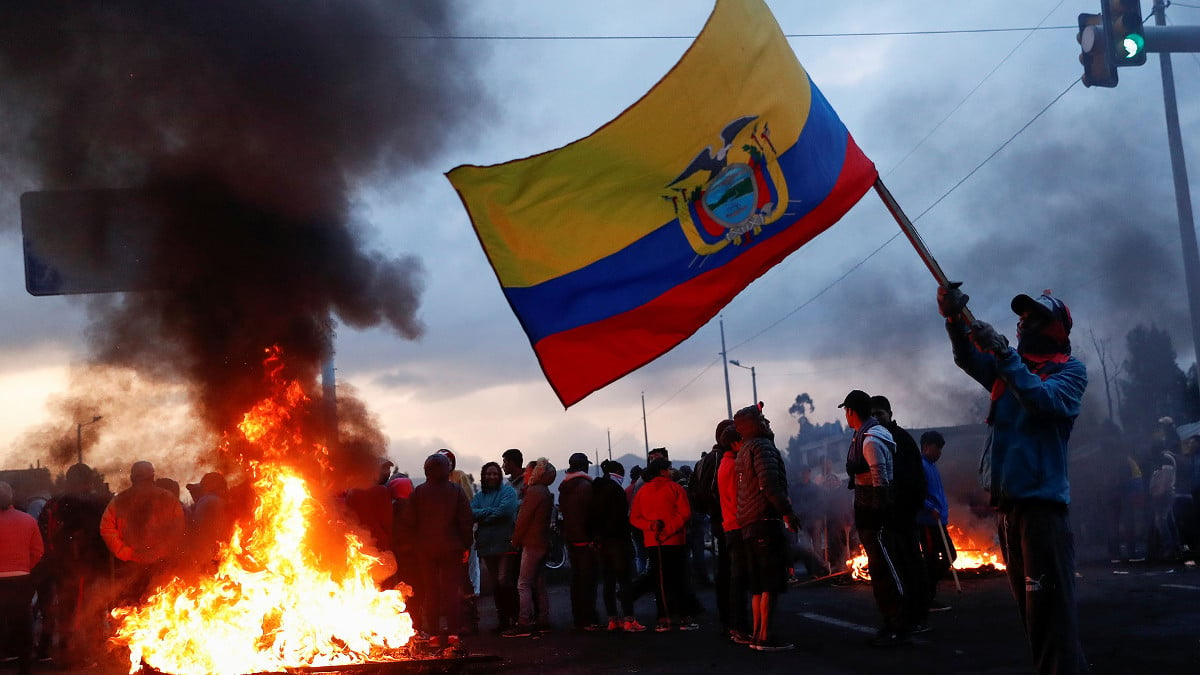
[937,282,970,319]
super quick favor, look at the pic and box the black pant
[891,519,929,626]
[567,544,598,627]
[481,553,519,629]
[858,526,906,633]
[645,545,687,620]
[0,575,35,675]
[419,552,465,638]
[724,529,750,633]
[918,522,954,601]
[597,537,634,618]
[997,502,1089,675]
[711,521,730,629]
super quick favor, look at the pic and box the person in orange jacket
[630,457,696,632]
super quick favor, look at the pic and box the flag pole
[873,178,974,323]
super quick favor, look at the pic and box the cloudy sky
[2,0,1198,484]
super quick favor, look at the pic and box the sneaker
[911,623,931,635]
[501,624,534,638]
[676,619,700,631]
[751,639,795,652]
[654,619,672,633]
[606,618,620,632]
[870,630,912,648]
[727,629,753,645]
[928,600,952,612]
[622,618,647,633]
[573,623,604,632]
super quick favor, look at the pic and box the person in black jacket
[559,453,600,631]
[402,453,472,654]
[589,460,646,632]
[870,395,931,634]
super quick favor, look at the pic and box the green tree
[1118,324,1198,440]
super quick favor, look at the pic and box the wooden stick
[938,521,963,594]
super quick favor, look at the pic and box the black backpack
[890,424,928,521]
[688,449,721,517]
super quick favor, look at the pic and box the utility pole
[1152,0,1200,366]
[719,317,733,419]
[641,392,650,456]
[75,415,102,465]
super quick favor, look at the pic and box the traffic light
[1102,0,1147,66]
[1078,13,1117,88]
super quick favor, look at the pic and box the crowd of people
[0,285,1098,674]
[1105,415,1200,565]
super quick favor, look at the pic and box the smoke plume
[0,1,485,474]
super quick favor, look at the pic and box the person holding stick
[937,285,1089,675]
[916,430,957,612]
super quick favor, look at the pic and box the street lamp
[728,360,758,407]
[76,415,102,465]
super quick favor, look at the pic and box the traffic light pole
[1151,0,1200,367]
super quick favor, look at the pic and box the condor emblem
[664,114,791,260]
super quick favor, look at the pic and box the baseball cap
[569,452,591,469]
[1011,291,1072,333]
[838,389,872,410]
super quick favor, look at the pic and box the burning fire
[110,347,413,675]
[847,523,1007,581]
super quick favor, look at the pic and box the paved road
[31,557,1200,675]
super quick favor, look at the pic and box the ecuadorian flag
[447,0,878,408]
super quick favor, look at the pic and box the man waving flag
[447,0,877,407]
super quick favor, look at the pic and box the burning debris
[846,522,1007,583]
[109,348,415,675]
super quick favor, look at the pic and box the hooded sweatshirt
[512,459,556,550]
[557,470,593,544]
[402,454,472,555]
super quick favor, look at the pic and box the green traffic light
[1121,33,1145,59]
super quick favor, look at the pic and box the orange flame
[109,347,412,675]
[846,522,1007,582]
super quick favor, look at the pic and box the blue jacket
[471,483,518,557]
[947,321,1087,505]
[918,457,948,526]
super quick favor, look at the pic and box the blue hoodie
[947,320,1087,506]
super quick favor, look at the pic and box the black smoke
[0,1,485,466]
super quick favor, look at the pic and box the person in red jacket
[0,481,44,675]
[630,457,696,632]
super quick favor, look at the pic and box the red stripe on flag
[533,136,876,407]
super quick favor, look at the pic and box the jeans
[481,553,519,629]
[516,546,548,626]
[998,502,1089,675]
